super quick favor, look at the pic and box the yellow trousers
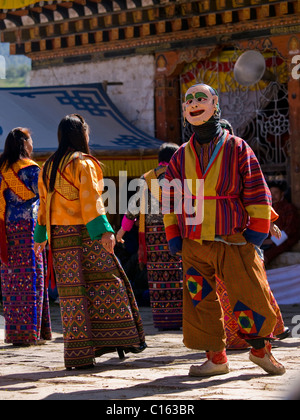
[182,237,277,352]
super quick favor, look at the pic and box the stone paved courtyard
[1,303,300,401]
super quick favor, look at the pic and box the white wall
[29,54,156,137]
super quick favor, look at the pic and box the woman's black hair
[43,114,90,192]
[158,142,179,163]
[0,127,31,170]
[268,180,287,192]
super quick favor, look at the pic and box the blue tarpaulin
[0,83,162,154]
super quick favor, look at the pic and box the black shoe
[276,327,291,340]
[117,348,126,360]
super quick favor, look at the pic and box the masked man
[163,83,285,377]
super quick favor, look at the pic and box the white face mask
[182,84,219,126]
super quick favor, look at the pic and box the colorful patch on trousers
[186,267,213,307]
[233,301,266,335]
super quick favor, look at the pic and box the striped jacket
[163,131,272,246]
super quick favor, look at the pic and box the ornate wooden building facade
[1,0,300,207]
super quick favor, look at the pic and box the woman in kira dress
[116,143,183,331]
[34,114,146,370]
[0,127,52,346]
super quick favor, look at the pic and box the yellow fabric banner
[0,0,47,9]
[181,50,288,96]
[35,156,159,179]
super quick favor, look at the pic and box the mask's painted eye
[185,94,194,104]
[195,92,208,102]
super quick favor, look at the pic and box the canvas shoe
[249,341,286,376]
[189,360,230,377]
[189,350,229,377]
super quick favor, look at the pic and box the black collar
[192,115,222,145]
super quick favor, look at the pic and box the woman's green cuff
[34,223,48,243]
[86,214,114,240]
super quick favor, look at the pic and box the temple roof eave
[0,1,299,60]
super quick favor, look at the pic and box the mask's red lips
[190,110,204,117]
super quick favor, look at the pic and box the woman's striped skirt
[145,224,183,330]
[51,225,146,369]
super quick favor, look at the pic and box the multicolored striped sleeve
[271,207,279,223]
[163,213,181,241]
[238,139,272,245]
[243,204,271,245]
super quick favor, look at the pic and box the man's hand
[168,236,183,256]
[270,223,282,239]
[116,227,125,244]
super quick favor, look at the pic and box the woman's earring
[183,117,186,128]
